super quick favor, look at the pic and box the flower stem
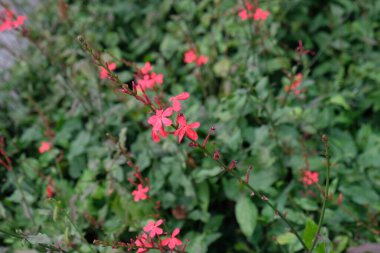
[198,145,309,252]
[309,135,331,253]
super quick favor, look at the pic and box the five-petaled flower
[135,233,152,253]
[148,108,173,131]
[184,49,197,63]
[39,141,51,154]
[161,228,182,250]
[141,62,152,75]
[184,49,208,66]
[0,9,26,32]
[143,219,163,238]
[99,62,116,79]
[253,8,270,21]
[169,92,190,112]
[238,9,248,21]
[196,55,208,66]
[132,184,149,202]
[174,114,200,143]
[302,170,318,186]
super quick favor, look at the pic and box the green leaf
[329,95,349,110]
[213,58,231,77]
[303,218,318,249]
[277,232,297,245]
[27,233,51,245]
[235,195,258,238]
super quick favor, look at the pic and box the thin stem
[309,135,331,252]
[65,212,96,253]
[198,145,309,251]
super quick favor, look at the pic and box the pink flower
[132,184,149,202]
[137,74,155,90]
[13,15,26,28]
[238,9,249,20]
[151,126,169,143]
[141,62,152,75]
[99,62,116,79]
[253,8,269,21]
[46,184,54,198]
[174,114,200,143]
[143,219,163,238]
[302,170,318,186]
[0,9,26,32]
[196,55,208,66]
[169,92,190,112]
[135,234,152,253]
[148,108,173,131]
[39,141,51,154]
[161,228,182,250]
[150,72,163,85]
[184,49,197,63]
[285,73,303,94]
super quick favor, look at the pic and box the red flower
[151,126,169,143]
[46,185,54,198]
[238,9,249,20]
[174,114,200,143]
[169,92,189,112]
[141,62,152,75]
[135,233,152,253]
[143,219,163,238]
[39,141,51,154]
[302,170,318,186]
[137,74,155,90]
[148,108,173,131]
[184,49,197,63]
[253,8,269,21]
[132,184,149,202]
[196,55,208,66]
[285,73,303,94]
[150,72,163,85]
[0,9,26,32]
[99,62,116,79]
[161,228,182,250]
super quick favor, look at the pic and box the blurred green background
[1,0,380,252]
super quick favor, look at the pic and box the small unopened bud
[202,125,216,147]
[229,160,237,171]
[322,134,328,144]
[261,195,268,201]
[189,142,198,147]
[213,150,220,160]
[337,193,343,206]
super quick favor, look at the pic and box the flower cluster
[184,49,208,66]
[95,219,186,252]
[302,170,319,186]
[285,73,303,95]
[238,2,269,21]
[0,8,26,32]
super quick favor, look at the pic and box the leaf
[330,95,349,110]
[27,233,51,245]
[235,195,258,238]
[213,58,231,77]
[303,218,318,249]
[277,232,297,245]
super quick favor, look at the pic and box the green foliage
[1,0,380,252]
